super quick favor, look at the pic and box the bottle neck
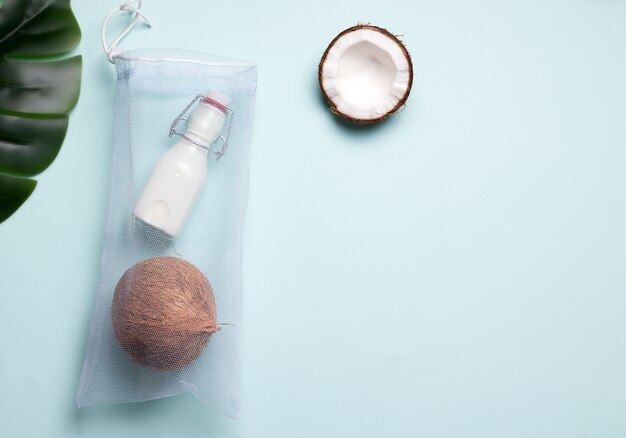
[186,102,226,147]
[176,137,209,158]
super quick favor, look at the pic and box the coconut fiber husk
[112,256,218,371]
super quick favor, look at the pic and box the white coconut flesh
[320,27,412,122]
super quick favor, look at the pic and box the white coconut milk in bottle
[134,90,231,237]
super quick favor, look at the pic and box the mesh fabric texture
[76,48,256,418]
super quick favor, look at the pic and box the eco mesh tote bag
[77,2,256,418]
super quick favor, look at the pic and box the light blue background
[1,0,625,436]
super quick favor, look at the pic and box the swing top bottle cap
[202,90,231,113]
[207,90,231,105]
[187,90,230,146]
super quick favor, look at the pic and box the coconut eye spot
[336,41,397,115]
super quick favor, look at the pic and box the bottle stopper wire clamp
[169,94,235,160]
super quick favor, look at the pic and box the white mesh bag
[76,2,256,418]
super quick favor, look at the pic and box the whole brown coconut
[112,256,218,371]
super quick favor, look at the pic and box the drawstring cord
[101,0,152,62]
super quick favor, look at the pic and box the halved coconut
[318,25,413,124]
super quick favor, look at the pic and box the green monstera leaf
[0,0,81,223]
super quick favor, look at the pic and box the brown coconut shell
[318,24,414,124]
[112,256,218,371]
